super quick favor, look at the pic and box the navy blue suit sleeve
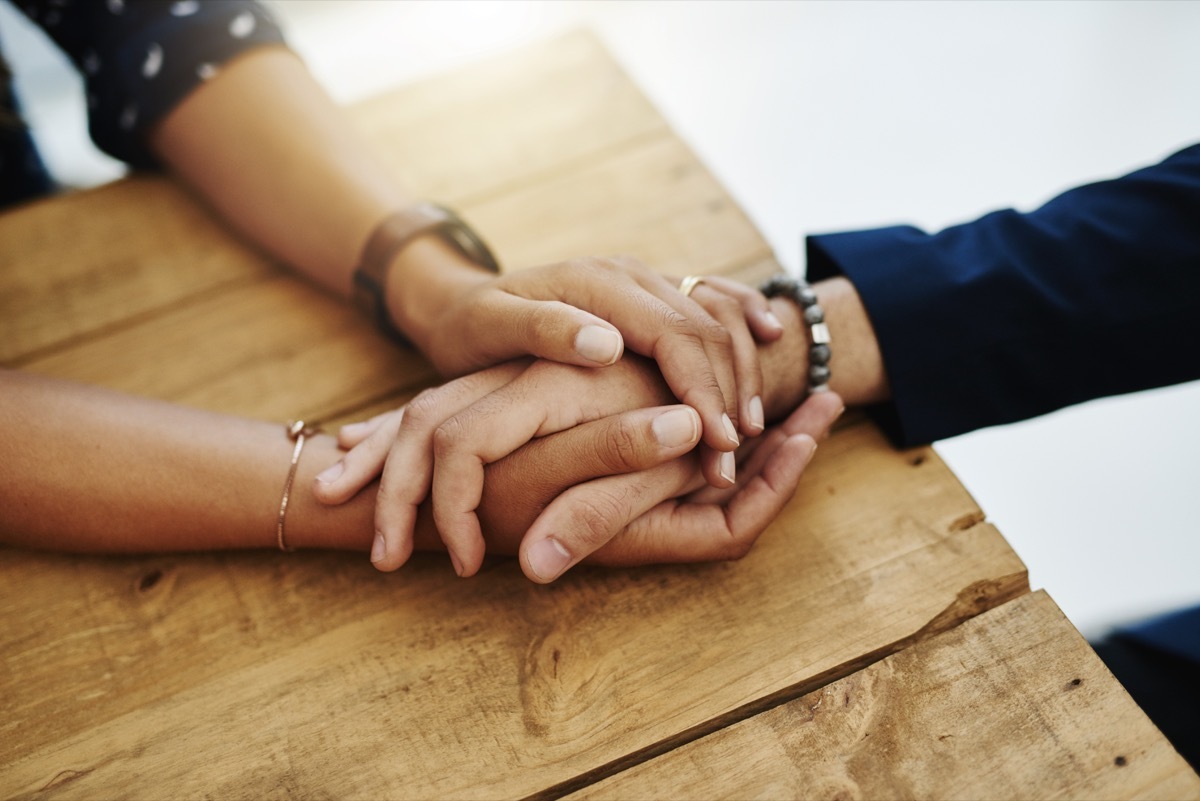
[806,143,1200,447]
[16,0,286,167]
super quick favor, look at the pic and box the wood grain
[0,176,274,366]
[0,422,1026,799]
[1,29,1182,801]
[352,29,669,204]
[18,277,427,422]
[569,591,1200,801]
[467,134,772,276]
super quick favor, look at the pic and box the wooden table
[2,32,1197,801]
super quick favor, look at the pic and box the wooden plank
[569,591,1200,801]
[352,29,669,204]
[0,421,1027,798]
[468,134,771,277]
[17,277,429,422]
[0,31,668,365]
[0,177,275,366]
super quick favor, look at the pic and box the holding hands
[394,252,774,443]
[317,356,841,582]
[318,258,826,582]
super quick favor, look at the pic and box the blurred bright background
[4,0,1197,639]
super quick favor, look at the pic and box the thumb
[519,460,694,584]
[453,294,625,370]
[477,405,702,579]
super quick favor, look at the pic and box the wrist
[286,434,375,551]
[757,276,890,420]
[812,277,889,406]
[353,205,500,358]
[384,236,492,356]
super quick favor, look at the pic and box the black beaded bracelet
[760,274,832,393]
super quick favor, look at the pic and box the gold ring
[678,275,706,297]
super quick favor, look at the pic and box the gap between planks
[524,563,1031,801]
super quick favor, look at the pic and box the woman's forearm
[0,366,665,557]
[147,47,416,292]
[148,47,496,344]
[0,366,669,560]
[148,47,396,294]
[0,369,373,553]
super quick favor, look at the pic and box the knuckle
[672,369,724,412]
[600,418,645,472]
[720,514,758,561]
[375,474,403,506]
[647,312,698,361]
[669,303,729,349]
[524,299,570,344]
[679,374,726,409]
[432,417,469,458]
[404,389,443,429]
[573,494,623,549]
[567,256,610,280]
[700,317,734,349]
[660,308,699,338]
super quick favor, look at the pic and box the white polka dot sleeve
[15,0,287,167]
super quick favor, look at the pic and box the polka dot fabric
[14,0,286,167]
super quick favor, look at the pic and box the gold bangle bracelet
[276,420,319,552]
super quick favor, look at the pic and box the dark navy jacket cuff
[803,142,1200,447]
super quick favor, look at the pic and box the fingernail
[652,408,699,448]
[527,537,572,582]
[370,531,386,563]
[762,311,784,332]
[575,325,623,366]
[805,440,819,463]
[720,451,736,484]
[449,551,465,577]
[748,395,765,432]
[315,460,344,485]
[721,413,740,446]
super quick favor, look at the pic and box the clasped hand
[318,355,841,582]
[413,256,781,454]
[317,256,834,581]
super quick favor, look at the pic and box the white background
[4,0,1197,638]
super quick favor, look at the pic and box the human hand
[316,270,833,579]
[482,389,844,581]
[411,256,767,449]
[678,274,788,346]
[314,355,680,575]
[336,389,842,582]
